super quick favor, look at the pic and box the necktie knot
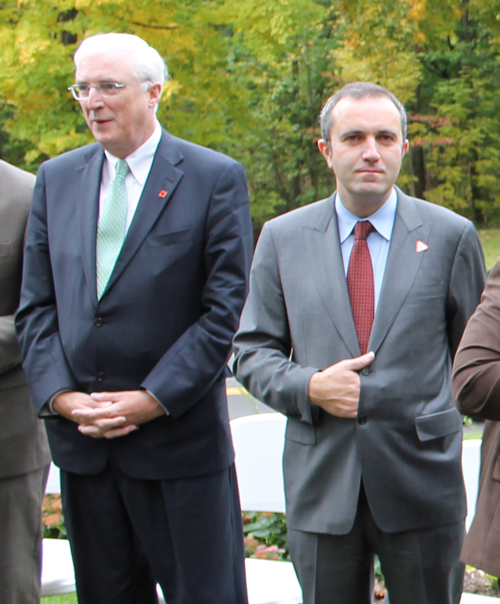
[115,159,130,180]
[354,221,373,241]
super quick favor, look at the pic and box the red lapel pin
[158,190,167,198]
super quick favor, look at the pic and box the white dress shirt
[100,120,162,230]
[336,188,398,311]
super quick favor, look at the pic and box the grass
[42,595,77,603]
[478,228,500,271]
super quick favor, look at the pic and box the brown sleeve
[452,260,500,420]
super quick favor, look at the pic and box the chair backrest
[462,439,482,532]
[231,413,287,513]
[45,462,62,495]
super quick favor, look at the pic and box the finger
[94,416,128,428]
[71,408,118,422]
[103,425,139,439]
[90,392,118,403]
[72,411,129,429]
[78,423,137,438]
[341,351,375,371]
[78,425,105,438]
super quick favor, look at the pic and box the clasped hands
[308,352,375,418]
[53,390,166,439]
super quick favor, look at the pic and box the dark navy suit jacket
[16,129,253,480]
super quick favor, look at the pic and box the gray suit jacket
[0,160,50,478]
[233,188,485,535]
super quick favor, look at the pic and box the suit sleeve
[16,164,79,412]
[141,161,254,418]
[233,222,319,424]
[452,260,500,420]
[0,170,32,374]
[446,220,486,358]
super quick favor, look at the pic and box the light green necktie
[96,159,130,298]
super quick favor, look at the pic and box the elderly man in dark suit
[233,82,486,604]
[16,33,252,604]
[0,159,50,603]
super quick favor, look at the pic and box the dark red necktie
[347,221,374,354]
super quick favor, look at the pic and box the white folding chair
[461,593,498,602]
[462,439,482,532]
[231,413,302,604]
[41,462,76,596]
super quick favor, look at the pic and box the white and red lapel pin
[415,240,429,253]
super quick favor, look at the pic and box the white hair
[74,33,168,88]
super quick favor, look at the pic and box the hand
[53,391,113,422]
[308,352,375,418]
[68,390,165,439]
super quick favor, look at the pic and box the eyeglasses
[68,83,127,100]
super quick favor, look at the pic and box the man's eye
[101,83,119,93]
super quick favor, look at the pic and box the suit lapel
[75,145,104,306]
[103,130,184,295]
[303,195,360,357]
[368,188,431,353]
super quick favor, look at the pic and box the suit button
[96,372,105,382]
[94,317,103,327]
[361,368,370,376]
[357,415,367,425]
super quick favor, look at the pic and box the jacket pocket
[286,418,316,445]
[415,407,463,441]
[148,230,192,246]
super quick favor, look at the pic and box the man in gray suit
[233,82,486,604]
[0,159,50,603]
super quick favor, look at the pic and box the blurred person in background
[0,159,50,603]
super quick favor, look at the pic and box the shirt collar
[335,188,398,244]
[104,120,162,185]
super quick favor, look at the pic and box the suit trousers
[61,452,248,604]
[288,484,464,604]
[0,465,48,604]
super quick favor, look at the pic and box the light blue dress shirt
[336,188,398,311]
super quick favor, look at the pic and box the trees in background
[1,0,500,230]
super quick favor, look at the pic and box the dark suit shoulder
[163,131,244,171]
[38,142,102,174]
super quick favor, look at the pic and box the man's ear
[148,82,162,109]
[318,139,333,169]
[402,139,409,158]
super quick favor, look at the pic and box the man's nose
[86,86,105,109]
[361,137,381,161]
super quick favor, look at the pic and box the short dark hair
[319,82,408,143]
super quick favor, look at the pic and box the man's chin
[353,183,392,199]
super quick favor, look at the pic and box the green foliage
[42,494,67,539]
[243,511,289,560]
[42,594,77,603]
[478,228,500,270]
[3,0,500,228]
